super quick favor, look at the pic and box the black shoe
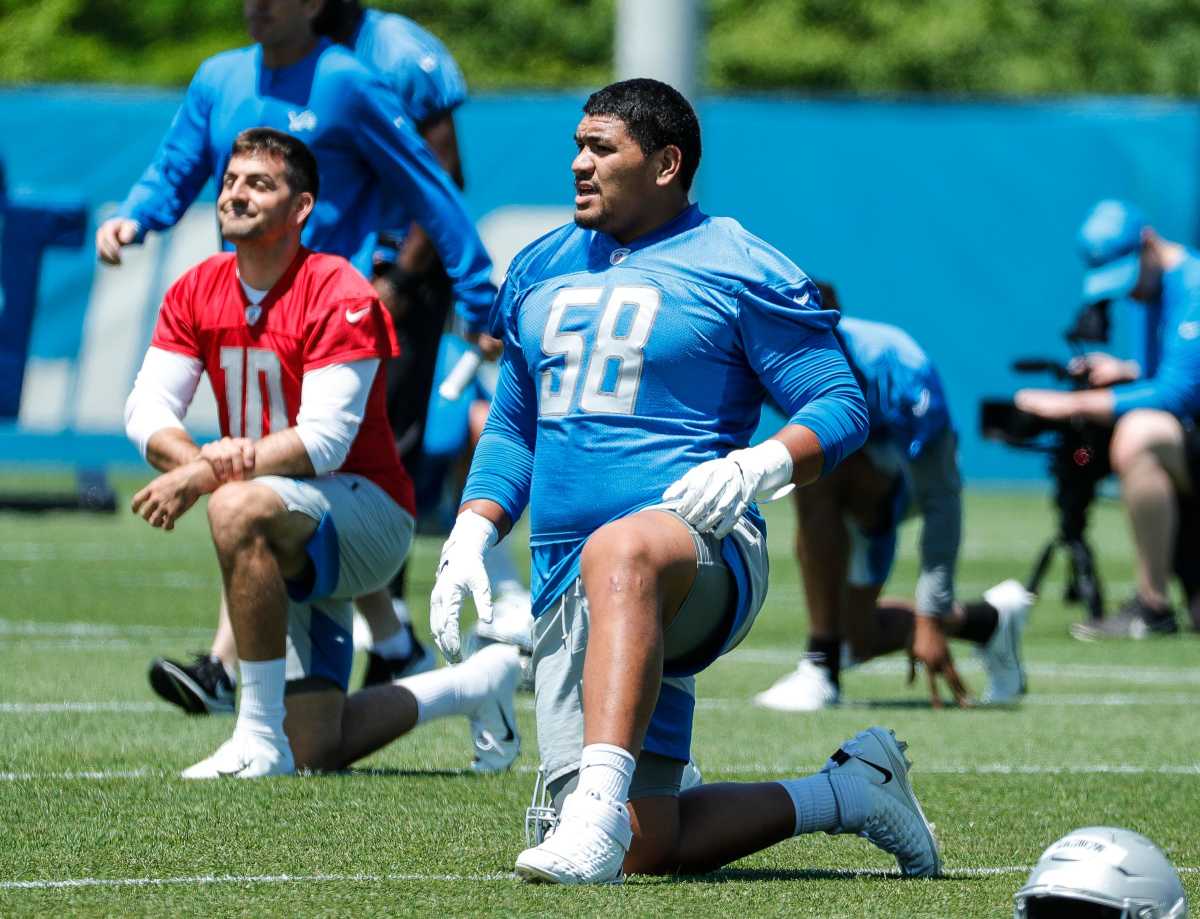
[362,624,436,687]
[1071,596,1179,641]
[148,653,236,715]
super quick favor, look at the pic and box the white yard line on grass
[0,618,212,640]
[0,769,151,781]
[722,651,1200,685]
[697,693,1200,708]
[0,702,168,714]
[2,866,1197,891]
[1,763,1197,782]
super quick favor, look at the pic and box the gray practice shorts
[255,474,414,691]
[535,506,769,804]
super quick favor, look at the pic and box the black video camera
[977,300,1114,620]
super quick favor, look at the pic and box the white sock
[371,623,413,660]
[236,658,286,741]
[483,546,524,597]
[400,642,516,724]
[216,657,238,686]
[576,743,636,802]
[776,774,842,835]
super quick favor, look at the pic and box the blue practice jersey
[462,205,869,616]
[836,316,951,460]
[351,10,467,127]
[1112,250,1200,420]
[117,39,494,328]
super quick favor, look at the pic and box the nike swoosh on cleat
[497,704,516,743]
[832,748,892,783]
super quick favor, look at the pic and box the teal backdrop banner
[2,86,1198,479]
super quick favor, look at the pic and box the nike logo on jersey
[345,306,371,324]
[287,110,318,132]
[831,747,893,783]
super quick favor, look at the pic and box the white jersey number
[218,346,287,438]
[539,286,660,416]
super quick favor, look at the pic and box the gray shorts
[255,474,414,691]
[531,506,769,793]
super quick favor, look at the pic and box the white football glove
[661,439,795,539]
[429,510,498,662]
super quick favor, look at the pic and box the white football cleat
[821,726,941,878]
[468,644,522,774]
[473,587,534,654]
[753,658,839,712]
[976,579,1034,704]
[181,731,295,779]
[515,787,632,884]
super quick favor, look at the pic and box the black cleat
[362,623,436,686]
[1071,596,1179,641]
[148,653,236,715]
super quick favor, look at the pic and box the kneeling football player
[123,128,519,777]
[430,80,940,882]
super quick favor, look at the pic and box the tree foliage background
[1,0,1199,96]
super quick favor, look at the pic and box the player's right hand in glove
[429,509,498,663]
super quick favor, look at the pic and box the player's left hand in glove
[661,439,795,538]
[430,509,498,663]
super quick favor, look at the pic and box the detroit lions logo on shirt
[287,110,318,132]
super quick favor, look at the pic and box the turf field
[1,471,1197,917]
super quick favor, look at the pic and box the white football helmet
[525,766,558,847]
[524,759,706,847]
[1015,827,1187,919]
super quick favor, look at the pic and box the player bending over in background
[430,79,940,883]
[124,130,519,777]
[1018,200,1200,638]
[755,286,1033,712]
[95,0,499,703]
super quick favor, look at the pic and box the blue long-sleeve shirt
[462,204,869,616]
[116,39,494,328]
[1112,250,1200,419]
[349,10,467,127]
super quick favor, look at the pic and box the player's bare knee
[581,522,659,599]
[207,483,282,554]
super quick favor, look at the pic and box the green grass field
[1,473,1197,917]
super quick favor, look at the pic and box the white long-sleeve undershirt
[123,346,378,474]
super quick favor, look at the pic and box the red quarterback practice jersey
[151,248,415,514]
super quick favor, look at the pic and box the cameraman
[1016,200,1200,637]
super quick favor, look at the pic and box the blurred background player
[312,0,521,683]
[430,79,939,884]
[1017,200,1200,638]
[755,283,1033,711]
[124,130,520,777]
[97,0,499,710]
[418,333,535,659]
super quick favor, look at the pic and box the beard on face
[219,209,267,241]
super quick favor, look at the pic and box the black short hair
[813,280,841,313]
[231,127,320,201]
[312,0,362,39]
[583,78,702,193]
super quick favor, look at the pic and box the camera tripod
[1025,439,1110,621]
